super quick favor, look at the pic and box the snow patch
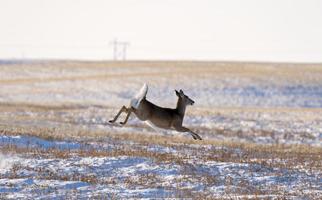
[0,153,18,171]
[0,135,83,150]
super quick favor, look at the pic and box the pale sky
[0,0,322,62]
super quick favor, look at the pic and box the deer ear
[175,90,180,96]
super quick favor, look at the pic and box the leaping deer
[109,84,202,140]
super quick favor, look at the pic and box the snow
[1,134,321,198]
[0,135,82,150]
[0,155,318,198]
[0,61,322,198]
[1,62,321,146]
[0,153,18,172]
[0,149,181,198]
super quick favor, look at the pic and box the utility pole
[111,39,118,60]
[121,41,130,60]
[110,39,130,61]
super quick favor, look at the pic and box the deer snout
[191,100,195,105]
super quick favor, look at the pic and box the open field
[0,60,321,199]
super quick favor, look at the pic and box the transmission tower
[110,39,130,61]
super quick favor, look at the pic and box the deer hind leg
[174,126,202,140]
[119,108,132,125]
[109,106,128,123]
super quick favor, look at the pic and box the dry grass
[1,61,322,85]
[1,130,320,199]
[1,124,321,153]
[1,61,321,198]
[1,125,321,172]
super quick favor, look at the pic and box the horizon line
[1,58,322,65]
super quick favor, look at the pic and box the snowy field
[0,60,321,199]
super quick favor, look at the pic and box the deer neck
[176,98,187,117]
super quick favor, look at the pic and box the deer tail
[130,83,148,109]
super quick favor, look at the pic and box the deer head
[175,89,195,106]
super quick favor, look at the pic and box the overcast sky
[0,0,322,62]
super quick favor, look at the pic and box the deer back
[133,98,181,129]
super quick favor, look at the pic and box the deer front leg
[109,106,128,123]
[174,126,202,140]
[119,108,132,125]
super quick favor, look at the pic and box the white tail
[130,83,148,109]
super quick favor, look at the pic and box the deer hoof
[119,122,125,125]
[109,120,114,123]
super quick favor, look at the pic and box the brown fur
[109,89,202,140]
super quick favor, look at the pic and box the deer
[109,83,202,140]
